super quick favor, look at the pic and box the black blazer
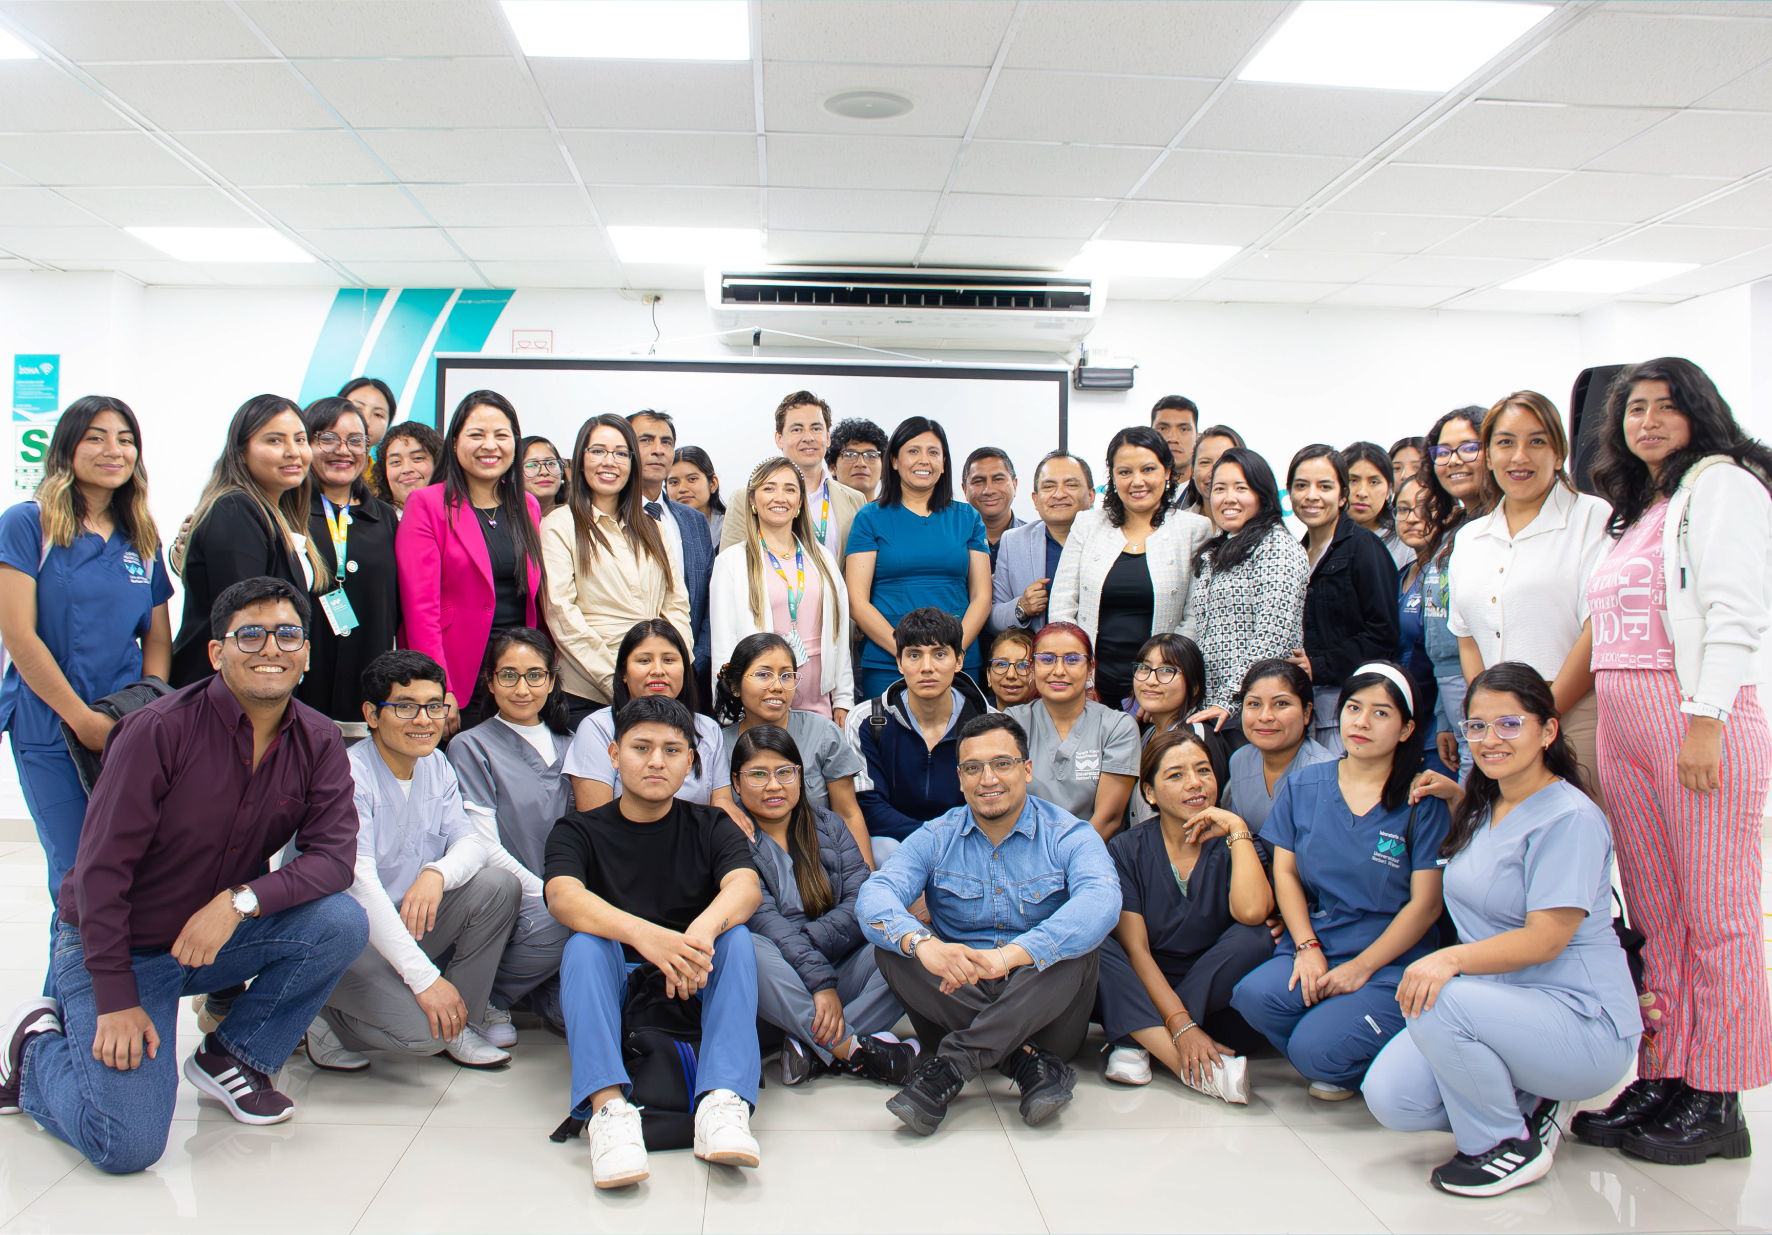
[297,491,401,722]
[1301,514,1400,692]
[170,489,310,687]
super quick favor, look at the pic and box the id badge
[319,587,359,636]
[784,630,809,667]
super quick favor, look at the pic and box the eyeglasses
[316,432,368,453]
[379,701,452,720]
[740,765,801,786]
[584,446,633,463]
[1457,715,1528,740]
[1033,652,1087,668]
[840,449,882,462]
[523,458,563,476]
[223,624,306,653]
[1133,663,1181,684]
[747,668,799,687]
[1430,441,1484,464]
[958,756,1027,778]
[988,658,1032,675]
[494,667,553,688]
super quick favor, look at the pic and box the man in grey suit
[629,410,715,709]
[988,452,1095,638]
[719,390,865,566]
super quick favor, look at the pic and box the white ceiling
[0,0,1771,313]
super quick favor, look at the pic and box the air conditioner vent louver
[721,270,1091,312]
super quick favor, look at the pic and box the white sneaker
[304,1016,368,1072]
[587,1096,649,1189]
[1105,1046,1152,1086]
[693,1088,760,1168]
[481,1004,517,1049]
[443,1024,511,1069]
[1181,1054,1250,1105]
[1309,1080,1356,1101]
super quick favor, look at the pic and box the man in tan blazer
[720,390,867,565]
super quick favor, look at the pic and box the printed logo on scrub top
[1072,749,1102,782]
[1372,831,1405,869]
[122,551,148,584]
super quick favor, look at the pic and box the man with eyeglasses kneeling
[0,578,369,1173]
[856,713,1120,1135]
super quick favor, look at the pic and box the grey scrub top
[1005,699,1140,821]
[721,708,863,813]
[447,715,574,877]
[1444,779,1643,1039]
[564,707,731,805]
[1223,736,1336,834]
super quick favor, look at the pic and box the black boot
[1570,1078,1684,1148]
[1002,1043,1077,1127]
[1622,1087,1753,1165]
[886,1055,964,1137]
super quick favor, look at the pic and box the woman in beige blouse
[541,413,692,727]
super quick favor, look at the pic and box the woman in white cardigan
[1050,426,1212,708]
[710,456,854,724]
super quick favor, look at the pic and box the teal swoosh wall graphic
[410,290,517,427]
[297,288,387,407]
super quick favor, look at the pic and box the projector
[1073,353,1137,391]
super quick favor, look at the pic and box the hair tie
[1351,662,1413,714]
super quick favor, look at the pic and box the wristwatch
[229,884,260,920]
[905,931,935,958]
[1013,601,1027,624]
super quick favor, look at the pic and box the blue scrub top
[1444,779,1642,1039]
[847,500,988,673]
[0,502,173,747]
[1263,759,1449,965]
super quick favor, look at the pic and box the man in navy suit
[628,410,714,712]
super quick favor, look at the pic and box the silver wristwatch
[906,931,935,958]
[229,884,260,919]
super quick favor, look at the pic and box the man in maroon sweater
[0,577,368,1174]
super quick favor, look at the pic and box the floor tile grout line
[345,1122,426,1235]
[0,1152,87,1229]
[1280,1119,1401,1235]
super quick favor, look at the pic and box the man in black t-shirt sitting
[543,696,764,1190]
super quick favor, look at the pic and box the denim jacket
[1421,552,1462,679]
[855,794,1120,969]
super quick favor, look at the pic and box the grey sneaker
[304,1016,369,1072]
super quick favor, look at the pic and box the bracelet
[1297,939,1323,952]
[1228,831,1254,847]
[996,947,1008,975]
[1162,1010,1190,1029]
[1169,1021,1197,1044]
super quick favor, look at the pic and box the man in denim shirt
[857,713,1119,1136]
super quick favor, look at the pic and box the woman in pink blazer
[396,389,545,732]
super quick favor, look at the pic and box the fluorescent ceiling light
[502,1,749,59]
[609,225,763,265]
[1067,240,1242,279]
[126,227,315,264]
[1241,1,1553,92]
[0,26,37,58]
[1503,259,1698,294]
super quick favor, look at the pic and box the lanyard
[763,539,805,627]
[813,479,830,546]
[322,496,351,578]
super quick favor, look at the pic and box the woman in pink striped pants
[1575,357,1772,1166]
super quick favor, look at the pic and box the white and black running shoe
[1431,1133,1551,1197]
[1530,1097,1563,1157]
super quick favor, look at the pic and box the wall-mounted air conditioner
[706,267,1102,351]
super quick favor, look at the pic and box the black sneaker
[183,1033,295,1125]
[0,999,61,1116]
[1622,1086,1753,1165]
[1003,1043,1077,1127]
[844,1033,920,1085]
[1530,1096,1563,1156]
[780,1038,824,1087]
[1431,1133,1551,1197]
[1571,1077,1683,1147]
[886,1055,964,1136]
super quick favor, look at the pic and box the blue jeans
[11,739,90,996]
[1230,952,1406,1088]
[21,895,367,1175]
[1436,672,1472,780]
[560,925,759,1108]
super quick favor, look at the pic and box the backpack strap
[868,695,887,732]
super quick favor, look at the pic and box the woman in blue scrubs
[0,397,173,986]
[1230,661,1450,1100]
[1363,664,1640,1197]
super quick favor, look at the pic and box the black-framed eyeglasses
[958,756,1027,778]
[523,458,563,476]
[1457,715,1528,740]
[740,765,801,786]
[1430,441,1484,463]
[1033,652,1087,668]
[1133,663,1181,684]
[988,658,1032,675]
[379,701,451,720]
[584,445,633,463]
[316,431,368,453]
[493,667,554,688]
[223,624,306,653]
[840,449,882,462]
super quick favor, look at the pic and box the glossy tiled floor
[3,834,1772,1234]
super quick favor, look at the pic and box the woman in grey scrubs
[1222,658,1336,834]
[1005,621,1139,840]
[1126,632,1230,828]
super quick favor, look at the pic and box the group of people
[0,357,1767,1201]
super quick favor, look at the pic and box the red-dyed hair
[1032,621,1099,703]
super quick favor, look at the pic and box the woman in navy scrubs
[1230,661,1450,1100]
[0,397,173,986]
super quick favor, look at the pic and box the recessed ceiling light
[824,91,913,120]
[609,226,763,265]
[126,227,314,263]
[1241,1,1553,92]
[1067,240,1242,279]
[502,1,749,59]
[0,26,37,58]
[1503,259,1698,294]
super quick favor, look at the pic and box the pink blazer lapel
[448,496,495,594]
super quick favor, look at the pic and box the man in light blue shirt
[856,712,1119,1136]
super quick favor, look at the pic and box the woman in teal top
[844,416,990,700]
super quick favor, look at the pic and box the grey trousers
[491,893,572,1012]
[875,945,1098,1081]
[754,935,904,1064]
[324,867,520,1056]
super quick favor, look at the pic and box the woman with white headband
[1230,660,1450,1102]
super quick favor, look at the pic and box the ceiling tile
[1331,165,1561,215]
[54,184,257,227]
[1180,84,1436,158]
[239,1,510,56]
[1321,283,1462,308]
[0,186,101,226]
[590,185,759,227]
[1235,251,1404,283]
[87,259,216,284]
[1587,111,1772,177]
[474,260,623,288]
[764,229,922,265]
[0,133,205,185]
[299,58,541,129]
[178,130,391,185]
[1484,13,1772,108]
[1696,58,1772,110]
[1096,274,1196,300]
[332,261,488,288]
[363,130,571,184]
[189,261,356,287]
[408,184,595,227]
[606,261,704,291]
[763,63,987,138]
[0,1,267,59]
[770,135,958,191]
[1593,224,1772,264]
[975,72,1214,145]
[1428,217,1621,259]
[447,226,612,262]
[916,234,1078,269]
[1006,1,1287,76]
[1404,101,1674,170]
[1496,171,1731,224]
[1601,2,1772,14]
[245,185,431,229]
[1635,259,1772,298]
[761,1,1013,65]
[767,187,933,232]
[1673,180,1772,228]
[937,193,1113,238]
[0,226,164,261]
[1366,254,1538,287]
[1272,211,1475,254]
[1448,288,1603,314]
[565,133,758,186]
[956,142,1152,198]
[299,227,460,261]
[84,62,337,131]
[0,61,128,130]
[1101,201,1289,246]
[1193,279,1333,304]
[1134,151,1352,207]
[532,61,754,131]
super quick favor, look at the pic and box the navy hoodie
[843,673,995,842]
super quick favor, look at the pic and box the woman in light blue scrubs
[1222,658,1336,835]
[1363,663,1640,1198]
[1230,661,1450,1100]
[0,397,173,988]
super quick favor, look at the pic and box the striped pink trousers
[1596,669,1772,1092]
